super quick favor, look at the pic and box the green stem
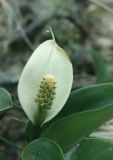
[36,108,47,126]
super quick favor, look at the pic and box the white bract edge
[18,40,73,125]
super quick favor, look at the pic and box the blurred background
[0,0,113,159]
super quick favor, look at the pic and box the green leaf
[64,147,77,160]
[45,83,113,127]
[57,83,113,117]
[42,105,113,151]
[25,121,41,143]
[0,88,13,115]
[21,138,64,160]
[76,138,113,160]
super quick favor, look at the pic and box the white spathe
[18,40,73,124]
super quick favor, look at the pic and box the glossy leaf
[64,147,77,160]
[0,88,13,115]
[21,138,64,160]
[76,138,113,160]
[50,83,113,121]
[41,84,113,151]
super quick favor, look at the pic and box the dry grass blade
[89,0,113,15]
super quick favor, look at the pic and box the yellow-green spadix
[18,38,73,125]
